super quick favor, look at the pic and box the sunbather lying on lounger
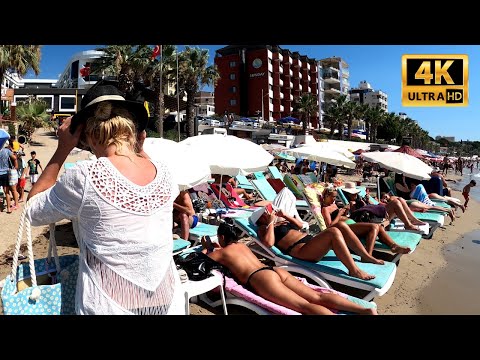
[340,184,427,230]
[380,192,454,223]
[407,180,456,224]
[320,187,412,256]
[202,220,377,315]
[250,204,378,280]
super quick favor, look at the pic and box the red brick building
[214,45,320,127]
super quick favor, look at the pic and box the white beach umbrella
[260,143,289,152]
[284,145,356,169]
[143,137,211,191]
[305,142,356,160]
[180,134,274,176]
[362,151,433,180]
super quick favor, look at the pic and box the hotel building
[214,45,325,129]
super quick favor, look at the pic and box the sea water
[418,169,480,314]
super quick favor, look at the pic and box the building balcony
[324,87,341,95]
[341,69,349,77]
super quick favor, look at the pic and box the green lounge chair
[268,166,284,180]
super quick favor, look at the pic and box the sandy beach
[1,128,478,315]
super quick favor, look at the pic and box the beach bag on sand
[1,201,79,315]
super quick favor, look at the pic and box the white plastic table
[182,271,228,315]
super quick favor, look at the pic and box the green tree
[94,45,151,94]
[16,97,51,143]
[177,46,219,138]
[323,104,341,139]
[144,45,177,137]
[294,93,319,135]
[0,45,41,114]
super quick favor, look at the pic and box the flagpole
[159,45,163,138]
[176,46,181,142]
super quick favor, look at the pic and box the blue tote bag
[1,205,79,315]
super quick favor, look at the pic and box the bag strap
[7,155,14,170]
[9,195,61,300]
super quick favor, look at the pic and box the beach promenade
[1,129,479,315]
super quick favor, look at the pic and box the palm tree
[94,45,151,94]
[177,46,219,138]
[144,45,177,137]
[323,103,342,138]
[0,45,41,114]
[16,96,51,143]
[365,105,385,142]
[294,93,318,135]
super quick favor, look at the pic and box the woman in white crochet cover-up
[26,82,185,315]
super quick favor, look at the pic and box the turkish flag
[80,66,91,77]
[151,45,162,60]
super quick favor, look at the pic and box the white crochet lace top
[26,157,185,315]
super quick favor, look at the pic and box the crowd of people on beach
[0,135,43,214]
[1,78,476,316]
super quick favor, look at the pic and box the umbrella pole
[218,174,223,201]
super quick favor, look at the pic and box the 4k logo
[402,55,468,107]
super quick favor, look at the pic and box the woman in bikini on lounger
[320,186,412,256]
[252,204,378,280]
[202,220,377,315]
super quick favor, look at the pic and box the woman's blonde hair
[82,102,138,155]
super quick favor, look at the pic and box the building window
[37,95,54,111]
[59,95,76,112]
[230,86,237,93]
[229,61,236,67]
[229,73,236,80]
[13,95,29,105]
[230,99,237,106]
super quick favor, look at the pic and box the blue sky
[27,45,479,141]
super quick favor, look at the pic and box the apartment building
[214,45,322,128]
[349,80,388,112]
[194,91,215,117]
[319,56,350,110]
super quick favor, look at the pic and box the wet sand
[418,230,480,314]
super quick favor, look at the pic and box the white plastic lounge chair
[232,217,397,301]
[201,270,377,315]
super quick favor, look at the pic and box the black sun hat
[70,79,149,134]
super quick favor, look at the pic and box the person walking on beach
[462,180,476,209]
[27,151,43,185]
[26,80,186,315]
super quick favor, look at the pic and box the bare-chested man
[173,190,198,241]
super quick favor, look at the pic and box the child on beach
[27,151,43,185]
[462,180,476,209]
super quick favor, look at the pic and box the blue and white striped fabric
[411,184,435,206]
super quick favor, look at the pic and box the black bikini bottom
[283,234,313,255]
[245,266,275,292]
